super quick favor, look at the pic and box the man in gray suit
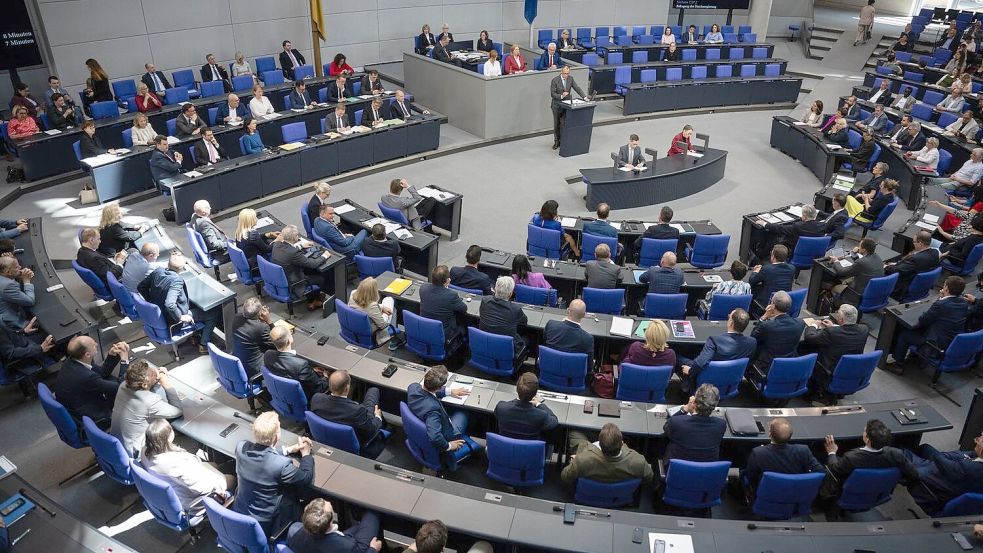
[550,65,586,150]
[191,200,228,258]
[829,238,884,304]
[324,104,350,132]
[380,177,434,230]
[618,134,645,170]
[0,257,34,332]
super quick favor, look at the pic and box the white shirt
[661,34,676,45]
[483,60,502,77]
[946,117,980,138]
[869,88,887,103]
[893,95,915,110]
[140,450,228,512]
[131,124,158,146]
[249,96,275,118]
[953,159,983,183]
[913,146,939,170]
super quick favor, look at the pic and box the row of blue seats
[864,78,983,144]
[536,25,755,49]
[599,46,774,65]
[611,63,783,94]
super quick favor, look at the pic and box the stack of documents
[334,204,356,215]
[560,217,578,228]
[365,217,402,234]
[255,217,275,228]
[786,205,804,218]
[914,213,939,231]
[81,153,119,167]
[279,142,305,151]
[419,187,453,201]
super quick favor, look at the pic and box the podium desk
[877,137,934,208]
[770,116,851,185]
[558,101,596,157]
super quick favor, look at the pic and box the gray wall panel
[379,0,440,9]
[142,0,232,34]
[148,27,237,72]
[39,0,147,46]
[324,12,381,47]
[326,0,380,14]
[615,0,672,25]
[378,7,445,41]
[51,36,153,89]
[321,43,383,68]
[558,1,613,28]
[231,0,310,22]
[443,4,505,35]
[232,17,313,57]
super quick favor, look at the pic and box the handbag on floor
[79,183,97,204]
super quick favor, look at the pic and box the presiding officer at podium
[668,124,695,156]
[550,65,586,151]
[619,134,644,169]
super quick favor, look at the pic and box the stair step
[810,44,831,51]
[812,26,843,34]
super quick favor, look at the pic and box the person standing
[855,0,876,47]
[549,66,586,151]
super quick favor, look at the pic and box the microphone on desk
[933,518,983,528]
[821,405,864,415]
[233,411,255,423]
[374,463,425,482]
[746,522,805,531]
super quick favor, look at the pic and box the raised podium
[559,101,596,157]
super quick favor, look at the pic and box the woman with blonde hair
[135,82,163,113]
[234,208,277,267]
[619,319,676,367]
[348,277,397,348]
[231,51,252,77]
[130,113,159,146]
[98,202,147,255]
[249,84,275,118]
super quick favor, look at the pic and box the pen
[11,529,30,546]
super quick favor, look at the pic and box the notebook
[383,278,413,294]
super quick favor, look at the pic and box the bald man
[51,336,130,426]
[310,370,387,459]
[543,299,594,367]
[742,418,823,499]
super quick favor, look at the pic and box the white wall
[816,0,915,17]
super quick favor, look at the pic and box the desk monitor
[645,147,659,172]
[695,132,710,152]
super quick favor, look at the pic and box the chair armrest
[269,520,293,544]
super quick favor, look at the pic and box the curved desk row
[622,76,801,115]
[860,71,981,116]
[598,42,776,63]
[589,58,787,94]
[556,216,722,258]
[581,148,728,210]
[769,115,849,185]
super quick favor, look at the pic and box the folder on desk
[633,319,651,338]
[632,269,646,283]
[384,278,413,295]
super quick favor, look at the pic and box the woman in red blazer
[504,44,528,74]
[135,82,163,113]
[667,124,695,156]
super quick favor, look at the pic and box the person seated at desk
[288,80,315,111]
[52,336,127,426]
[175,104,206,140]
[327,53,354,77]
[543,299,594,366]
[44,75,78,113]
[141,419,233,515]
[678,308,756,393]
[801,304,869,399]
[348,276,397,349]
[802,99,824,127]
[742,418,824,502]
[234,411,314,536]
[539,43,564,70]
[77,228,125,289]
[483,49,502,77]
[6,106,38,139]
[383,178,435,231]
[407,366,478,471]
[904,431,983,515]
[749,244,795,317]
[363,97,387,127]
[512,253,553,290]
[905,136,940,172]
[945,50,967,73]
[684,25,700,44]
[701,24,723,44]
[131,113,159,146]
[249,84,276,119]
[192,128,228,167]
[639,251,683,294]
[231,51,252,77]
[265,325,329,402]
[663,42,681,62]
[306,182,331,225]
[141,63,171,96]
[495,372,558,440]
[361,69,385,95]
[433,35,455,65]
[217,93,249,125]
[585,243,621,289]
[928,147,983,193]
[531,199,581,258]
[758,205,825,259]
[583,202,618,238]
[885,230,940,299]
[822,116,850,147]
[937,27,961,52]
[661,26,676,45]
[47,93,78,129]
[936,67,961,88]
[557,29,577,50]
[287,499,383,553]
[561,422,654,485]
[856,104,889,135]
[421,265,468,348]
[325,104,351,132]
[632,206,680,255]
[279,40,307,80]
[955,73,974,94]
[191,200,229,258]
[750,291,804,375]
[940,215,983,267]
[505,44,528,74]
[134,82,162,113]
[933,200,983,246]
[838,128,877,172]
[436,23,454,43]
[234,208,277,269]
[311,370,387,459]
[111,360,183,457]
[329,74,355,104]
[417,24,436,54]
[880,52,903,76]
[891,87,916,112]
[842,95,861,121]
[479,276,529,359]
[98,202,147,255]
[887,276,969,374]
[389,89,431,119]
[845,178,898,224]
[10,83,42,120]
[476,30,495,53]
[828,238,885,304]
[200,53,232,93]
[0,257,35,332]
[361,223,402,272]
[0,218,25,240]
[667,124,695,156]
[0,316,54,378]
[867,80,893,107]
[698,260,752,315]
[139,252,223,353]
[618,133,645,170]
[890,33,913,52]
[238,117,264,156]
[79,119,118,159]
[620,319,675,368]
[936,88,967,114]
[943,110,980,142]
[314,204,367,260]
[450,245,493,294]
[663,383,726,463]
[271,224,330,311]
[121,243,156,294]
[231,297,274,378]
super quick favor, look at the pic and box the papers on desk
[560,217,578,228]
[915,220,938,231]
[364,217,402,234]
[227,120,243,126]
[703,274,723,283]
[290,108,306,113]
[441,384,472,405]
[649,533,694,553]
[262,112,281,120]
[836,259,854,268]
[669,320,695,339]
[166,135,180,145]
[827,144,843,150]
[114,148,131,155]
[278,142,305,151]
[757,213,780,224]
[255,216,274,228]
[632,269,646,282]
[350,125,371,133]
[686,151,704,158]
[564,99,590,105]
[773,211,794,222]
[792,121,809,126]
[394,228,412,239]
[668,223,687,233]
[923,214,940,224]
[608,221,621,230]
[183,170,203,178]
[618,165,648,172]
[831,180,855,192]
[418,186,453,201]
[132,342,157,354]
[81,153,119,167]
[786,205,804,218]
[634,319,651,338]
[44,129,62,135]
[334,203,356,215]
[610,316,635,337]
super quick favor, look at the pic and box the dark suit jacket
[306,195,323,228]
[833,252,884,297]
[908,444,983,513]
[263,350,327,403]
[233,440,314,535]
[822,446,919,499]
[822,210,849,243]
[824,127,850,147]
[749,262,795,309]
[899,131,927,152]
[914,295,970,350]
[326,81,353,103]
[199,63,230,84]
[52,356,121,423]
[663,411,727,462]
[886,248,940,297]
[407,382,463,469]
[433,45,453,63]
[150,149,182,184]
[99,223,140,255]
[389,100,421,120]
[639,265,684,294]
[287,523,374,553]
[139,268,189,324]
[478,297,528,348]
[688,332,758,375]
[751,314,805,370]
[416,33,436,54]
[324,112,350,131]
[175,114,206,138]
[539,51,565,69]
[191,214,227,252]
[449,265,492,294]
[437,32,454,43]
[360,237,400,268]
[543,319,594,366]
[216,101,249,123]
[942,233,983,266]
[77,246,122,287]
[494,399,558,440]
[419,283,467,343]
[871,90,894,106]
[362,105,386,126]
[232,316,274,377]
[310,392,384,458]
[0,325,43,365]
[802,322,869,370]
[744,443,824,491]
[633,223,680,252]
[361,75,384,94]
[80,133,107,158]
[770,219,825,249]
[235,228,274,268]
[279,49,307,79]
[549,74,584,109]
[618,144,643,167]
[271,241,324,298]
[288,90,312,109]
[192,139,227,167]
[141,71,172,92]
[850,139,876,167]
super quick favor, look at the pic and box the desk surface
[582,148,728,182]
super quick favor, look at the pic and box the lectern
[559,101,596,157]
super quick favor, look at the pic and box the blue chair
[376,202,412,227]
[200,80,224,99]
[468,327,519,377]
[575,477,641,508]
[723,33,738,42]
[404,311,457,362]
[38,383,87,449]
[639,238,678,267]
[294,65,315,80]
[697,358,748,399]
[71,260,114,301]
[261,70,285,86]
[903,70,924,82]
[706,48,720,60]
[941,242,983,276]
[171,70,199,98]
[486,433,546,487]
[538,346,589,393]
[729,47,745,60]
[937,111,959,129]
[184,224,223,280]
[752,47,768,59]
[581,53,600,66]
[336,299,378,349]
[164,87,191,105]
[923,90,945,106]
[937,493,983,517]
[699,293,752,321]
[937,149,953,176]
[280,122,307,143]
[133,293,202,361]
[400,401,478,473]
[691,66,707,79]
[847,129,862,151]
[112,79,137,104]
[255,56,276,76]
[232,75,253,92]
[90,100,118,120]
[853,195,899,237]
[258,256,319,316]
[901,267,941,302]
[615,35,632,47]
[581,233,619,262]
[738,25,752,34]
[790,236,832,271]
[448,283,483,295]
[527,224,563,259]
[632,50,648,63]
[202,496,271,553]
[209,343,263,411]
[856,273,899,315]
[917,328,983,384]
[837,467,901,512]
[752,472,825,520]
[616,363,671,402]
[299,204,325,245]
[354,110,364,126]
[644,293,687,319]
[354,255,393,279]
[577,28,593,48]
[666,67,682,81]
[640,69,658,83]
[662,459,731,511]
[82,416,134,484]
[582,287,625,315]
[166,118,177,136]
[614,66,632,95]
[764,63,781,77]
[537,29,553,48]
[740,64,756,78]
[260,366,307,423]
[607,52,623,65]
[637,35,655,45]
[227,242,263,296]
[121,127,134,148]
[741,33,757,43]
[106,272,139,320]
[514,283,558,307]
[686,234,730,269]
[716,65,733,78]
[754,354,816,402]
[787,288,807,318]
[682,49,697,61]
[131,462,204,537]
[305,410,389,458]
[826,351,881,399]
[895,51,912,63]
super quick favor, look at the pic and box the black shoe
[884,362,905,375]
[552,142,559,150]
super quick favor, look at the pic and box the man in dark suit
[270,225,330,312]
[286,499,382,553]
[327,75,353,104]
[200,53,232,93]
[288,80,313,110]
[191,128,228,167]
[216,93,249,124]
[324,105,351,132]
[677,308,757,393]
[362,98,387,126]
[582,202,619,238]
[820,419,919,503]
[632,206,680,255]
[234,411,314,536]
[663,383,727,463]
[823,116,850,147]
[190,200,228,257]
[749,245,795,317]
[141,63,171,96]
[433,35,454,64]
[360,223,402,271]
[279,40,306,80]
[743,418,824,500]
[389,89,430,120]
[449,245,493,294]
[494,372,558,440]
[406,366,478,472]
[436,23,454,43]
[549,65,586,150]
[543,299,594,366]
[758,204,825,256]
[856,105,889,135]
[885,230,940,299]
[885,114,912,143]
[51,336,126,426]
[306,182,331,227]
[175,103,206,138]
[618,134,644,169]
[231,298,274,378]
[585,243,621,289]
[904,431,983,515]
[420,265,468,349]
[841,128,877,172]
[0,321,54,379]
[895,121,927,152]
[830,238,884,304]
[639,251,684,294]
[800,304,869,399]
[539,43,565,70]
[149,136,183,187]
[750,291,805,375]
[264,325,328,403]
[310,370,386,459]
[361,70,385,94]
[139,252,221,353]
[76,228,124,288]
[888,276,970,374]
[867,78,893,106]
[479,276,529,361]
[822,194,849,244]
[842,96,861,121]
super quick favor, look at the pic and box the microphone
[374,463,425,482]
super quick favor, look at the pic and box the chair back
[299,203,316,238]
[260,366,308,423]
[399,401,443,471]
[857,273,899,313]
[262,70,285,86]
[575,477,641,508]
[107,272,140,320]
[171,69,197,91]
[305,411,360,454]
[112,79,137,102]
[582,53,600,66]
[790,236,831,270]
[666,67,683,81]
[82,416,134,484]
[90,100,118,119]
[706,48,720,60]
[538,346,589,393]
[697,357,748,399]
[644,293,687,319]
[641,69,658,82]
[166,118,177,136]
[902,266,941,302]
[580,233,619,262]
[752,47,768,59]
[847,129,862,151]
[133,294,180,345]
[616,363,671,402]
[121,127,134,148]
[227,242,259,285]
[255,56,276,74]
[632,50,648,63]
[184,223,217,268]
[294,65,315,80]
[582,287,625,315]
[514,283,558,307]
[662,459,731,509]
[281,121,307,143]
[354,255,394,279]
[71,260,114,301]
[131,462,192,531]
[527,224,563,259]
[838,467,901,511]
[937,149,953,175]
[752,471,825,520]
[208,342,259,400]
[164,87,191,105]
[787,288,807,318]
[939,329,983,373]
[706,294,752,321]
[486,433,546,487]
[922,90,944,105]
[257,256,293,302]
[202,496,269,553]
[827,351,882,395]
[232,75,254,92]
[377,202,411,225]
[910,103,933,122]
[938,492,983,517]
[942,242,983,275]
[38,383,86,449]
[688,234,730,269]
[716,65,733,78]
[937,112,959,129]
[404,311,448,361]
[740,64,756,78]
[448,283,483,295]
[639,238,678,267]
[468,327,516,377]
[200,80,224,99]
[607,52,623,64]
[760,354,816,400]
[336,299,378,349]
[682,49,697,61]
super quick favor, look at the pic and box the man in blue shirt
[313,204,366,260]
[639,251,684,294]
[121,242,158,293]
[582,203,619,238]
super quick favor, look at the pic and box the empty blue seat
[855,273,899,315]
[663,459,731,510]
[616,35,632,46]
[616,363,671,402]
[405,310,458,362]
[631,26,647,38]
[705,48,720,60]
[261,366,308,423]
[941,242,983,276]
[468,326,519,377]
[354,255,393,279]
[258,256,319,316]
[741,33,757,43]
[577,28,593,48]
[752,47,768,59]
[171,69,199,98]
[740,64,756,78]
[640,69,657,83]
[200,80,225,99]
[582,287,624,315]
[699,293,752,321]
[697,357,748,399]
[614,66,632,95]
[538,346,589,393]
[752,472,825,520]
[227,242,263,295]
[903,70,924,82]
[89,100,118,120]
[581,233,619,262]
[666,67,682,81]
[294,65,315,80]
[691,66,707,79]
[106,272,139,320]
[753,354,816,401]
[826,351,881,399]
[686,234,730,269]
[112,79,137,103]
[164,87,190,105]
[716,65,733,78]
[527,224,562,259]
[202,496,271,553]
[582,53,600,66]
[82,416,134,484]
[232,74,253,92]
[764,63,781,77]
[644,293,688,319]
[514,283,558,307]
[922,89,944,105]
[637,35,655,45]
[632,51,648,63]
[937,492,983,517]
[729,47,745,60]
[682,49,697,61]
[575,477,641,508]
[486,433,546,487]
[790,236,832,271]
[788,288,808,318]
[838,467,901,512]
[607,52,624,65]
[639,238,677,267]
[208,343,263,410]
[723,33,738,42]
[901,266,941,302]
[916,328,983,384]
[38,383,87,449]
[537,29,553,49]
